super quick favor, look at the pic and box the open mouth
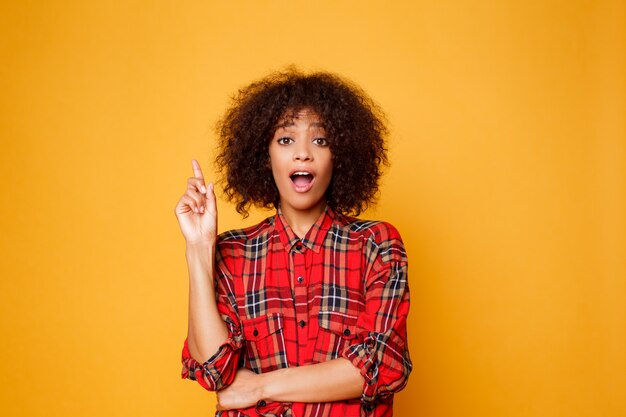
[290,171,315,191]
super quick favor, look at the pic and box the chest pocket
[314,310,359,363]
[241,313,289,373]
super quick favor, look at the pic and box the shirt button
[297,276,303,283]
[343,328,351,336]
[299,320,306,328]
[257,399,267,407]
[253,329,259,337]
[295,244,303,251]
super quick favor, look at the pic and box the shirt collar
[274,206,336,253]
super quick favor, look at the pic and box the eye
[277,137,293,145]
[313,137,329,146]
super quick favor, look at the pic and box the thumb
[204,183,217,215]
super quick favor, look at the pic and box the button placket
[291,242,309,354]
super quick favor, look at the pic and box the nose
[293,140,313,162]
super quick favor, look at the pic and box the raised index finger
[191,159,204,180]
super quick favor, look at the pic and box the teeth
[292,171,311,176]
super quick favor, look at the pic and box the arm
[342,225,412,403]
[216,358,364,409]
[177,160,243,391]
[181,242,244,391]
[185,243,228,363]
[262,358,364,402]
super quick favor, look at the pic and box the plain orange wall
[1,1,624,416]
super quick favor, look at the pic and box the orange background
[1,1,624,416]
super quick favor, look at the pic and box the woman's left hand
[216,368,265,411]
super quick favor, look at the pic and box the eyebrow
[275,121,326,129]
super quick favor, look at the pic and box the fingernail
[201,185,206,194]
[200,206,204,213]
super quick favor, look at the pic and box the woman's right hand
[174,159,218,246]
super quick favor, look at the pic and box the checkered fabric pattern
[182,207,412,417]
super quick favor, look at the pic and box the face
[269,108,333,218]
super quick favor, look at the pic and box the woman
[175,69,412,416]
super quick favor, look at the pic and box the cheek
[269,163,282,183]
[267,147,279,172]
[268,159,290,189]
[321,153,333,179]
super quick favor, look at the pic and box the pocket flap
[318,310,359,339]
[242,313,284,342]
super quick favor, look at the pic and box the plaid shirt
[182,207,412,417]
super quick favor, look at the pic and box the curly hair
[215,67,389,217]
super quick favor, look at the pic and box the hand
[174,160,218,246]
[216,369,264,411]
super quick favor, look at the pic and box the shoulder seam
[217,216,274,243]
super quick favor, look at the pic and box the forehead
[275,108,325,129]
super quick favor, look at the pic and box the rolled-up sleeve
[181,243,244,391]
[341,223,412,403]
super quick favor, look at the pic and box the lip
[289,168,316,193]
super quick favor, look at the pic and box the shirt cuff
[181,327,243,391]
[342,337,382,403]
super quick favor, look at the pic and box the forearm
[186,243,228,363]
[261,358,364,403]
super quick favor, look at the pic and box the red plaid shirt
[182,207,411,417]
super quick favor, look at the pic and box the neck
[280,201,327,239]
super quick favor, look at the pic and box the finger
[187,177,207,194]
[191,159,205,180]
[175,198,190,216]
[180,195,201,213]
[175,195,196,214]
[185,190,206,213]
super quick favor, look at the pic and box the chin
[284,195,326,212]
